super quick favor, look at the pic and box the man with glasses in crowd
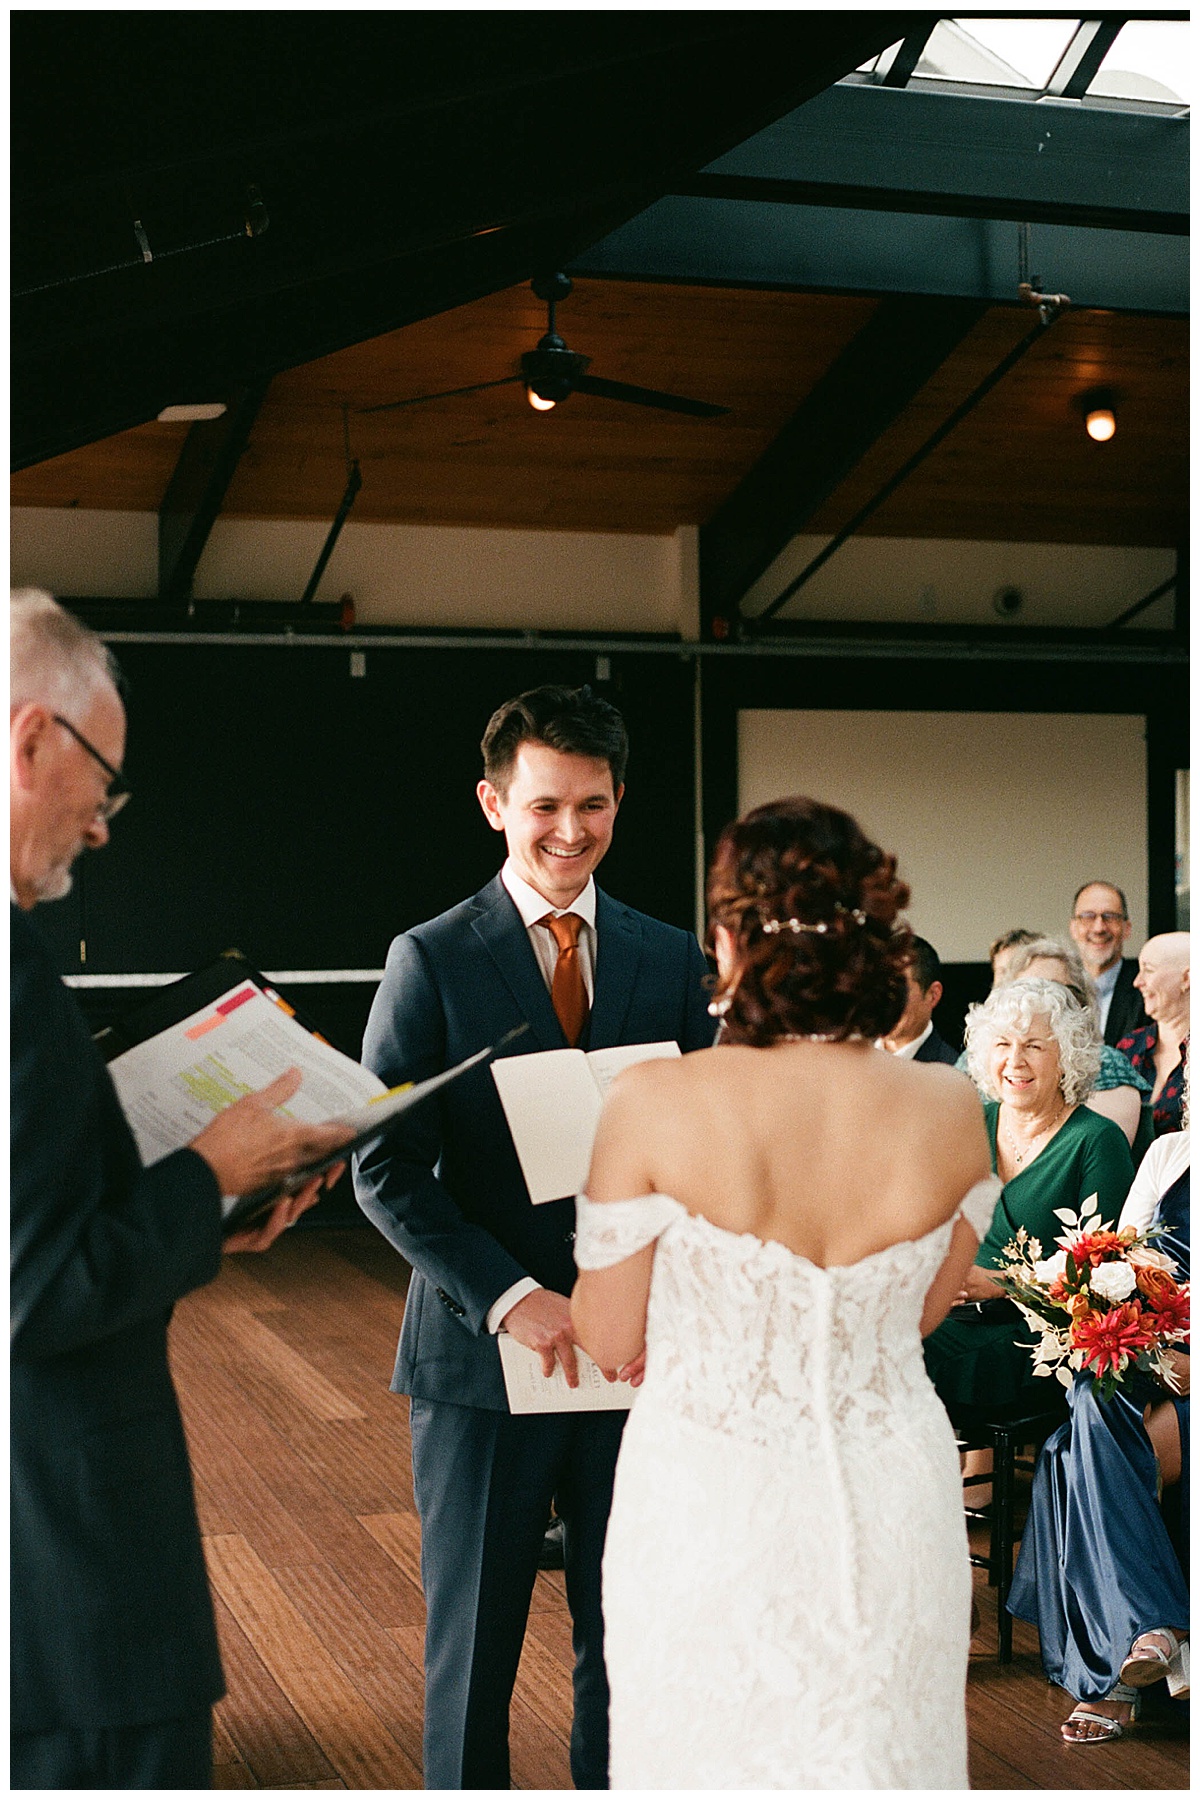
[10,589,350,1788]
[1068,879,1147,1046]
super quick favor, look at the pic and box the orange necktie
[539,912,589,1047]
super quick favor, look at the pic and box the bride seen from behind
[572,797,995,1789]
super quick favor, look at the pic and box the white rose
[1034,1250,1069,1285]
[1088,1260,1137,1304]
[1127,1244,1177,1274]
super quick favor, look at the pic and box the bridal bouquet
[992,1192,1190,1401]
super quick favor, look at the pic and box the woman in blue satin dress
[1007,1126,1190,1743]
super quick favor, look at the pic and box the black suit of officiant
[10,904,225,1786]
[355,874,711,1789]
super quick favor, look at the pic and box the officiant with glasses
[10,589,350,1791]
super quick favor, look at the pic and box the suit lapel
[588,888,641,1049]
[470,876,566,1052]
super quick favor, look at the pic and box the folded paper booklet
[491,1041,681,1206]
[497,1334,638,1414]
[107,967,519,1230]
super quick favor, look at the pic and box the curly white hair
[965,976,1102,1106]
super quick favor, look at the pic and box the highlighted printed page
[108,983,387,1173]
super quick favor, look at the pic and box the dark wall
[36,642,699,983]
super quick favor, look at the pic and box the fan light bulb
[526,386,556,412]
[1085,407,1116,442]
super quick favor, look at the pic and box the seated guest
[876,935,960,1064]
[1069,880,1148,1046]
[1118,933,1190,1136]
[1006,937,1152,1154]
[958,939,1151,1152]
[1008,1119,1190,1742]
[925,978,1134,1411]
[989,927,1041,985]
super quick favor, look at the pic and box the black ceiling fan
[362,273,730,419]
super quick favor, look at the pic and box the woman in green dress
[925,977,1135,1410]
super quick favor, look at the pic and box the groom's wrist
[487,1277,542,1334]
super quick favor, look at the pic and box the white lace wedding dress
[576,1177,1001,1790]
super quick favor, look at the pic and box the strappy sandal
[1120,1628,1189,1692]
[1061,1685,1140,1744]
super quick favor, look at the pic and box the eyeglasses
[53,714,131,821]
[1073,910,1126,926]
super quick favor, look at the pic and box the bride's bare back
[589,1040,989,1269]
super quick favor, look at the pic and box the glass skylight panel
[856,42,901,75]
[1090,21,1189,105]
[950,18,1081,89]
[915,19,1038,87]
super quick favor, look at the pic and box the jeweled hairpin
[762,903,867,936]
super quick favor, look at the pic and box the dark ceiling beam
[1045,18,1127,100]
[12,13,916,469]
[698,295,988,626]
[676,172,1184,237]
[573,201,1187,316]
[880,22,937,88]
[158,382,270,603]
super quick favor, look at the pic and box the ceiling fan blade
[361,376,520,414]
[572,375,729,419]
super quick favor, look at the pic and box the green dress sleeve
[1077,1112,1135,1223]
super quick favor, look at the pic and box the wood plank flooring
[169,1229,1189,1790]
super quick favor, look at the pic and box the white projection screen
[738,711,1148,963]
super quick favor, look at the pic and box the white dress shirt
[1118,1129,1190,1236]
[874,1020,934,1060]
[486,860,598,1333]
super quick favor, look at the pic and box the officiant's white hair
[964,976,1102,1106]
[10,589,122,714]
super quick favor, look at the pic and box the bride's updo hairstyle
[707,797,912,1046]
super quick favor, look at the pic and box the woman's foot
[1120,1627,1188,1689]
[1061,1686,1139,1744]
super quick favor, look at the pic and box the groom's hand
[504,1289,580,1386]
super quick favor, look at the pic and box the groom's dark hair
[481,684,628,797]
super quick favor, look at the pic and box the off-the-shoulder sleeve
[574,1193,682,1270]
[956,1175,1003,1243]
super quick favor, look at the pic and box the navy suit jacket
[913,1026,961,1067]
[354,875,712,1411]
[10,905,226,1734]
[1104,958,1147,1048]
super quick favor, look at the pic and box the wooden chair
[949,1397,1067,1664]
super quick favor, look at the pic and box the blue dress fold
[1007,1168,1190,1699]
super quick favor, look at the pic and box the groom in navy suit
[355,684,711,1789]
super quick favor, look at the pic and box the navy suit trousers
[410,1398,626,1790]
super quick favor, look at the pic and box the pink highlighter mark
[184,1013,225,1040]
[216,986,257,1016]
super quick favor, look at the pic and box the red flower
[1143,1280,1190,1341]
[1068,1231,1128,1269]
[1070,1302,1157,1379]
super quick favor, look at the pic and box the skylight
[947,18,1081,88]
[1091,20,1189,105]
[851,17,1189,110]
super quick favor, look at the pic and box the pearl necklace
[1001,1101,1068,1168]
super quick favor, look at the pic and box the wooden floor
[171,1229,1189,1791]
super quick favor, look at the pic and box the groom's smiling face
[477,741,623,908]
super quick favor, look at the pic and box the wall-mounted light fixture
[1075,386,1117,443]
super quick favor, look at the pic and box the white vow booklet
[498,1334,638,1413]
[491,1041,681,1205]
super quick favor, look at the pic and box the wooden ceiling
[10,278,1187,547]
